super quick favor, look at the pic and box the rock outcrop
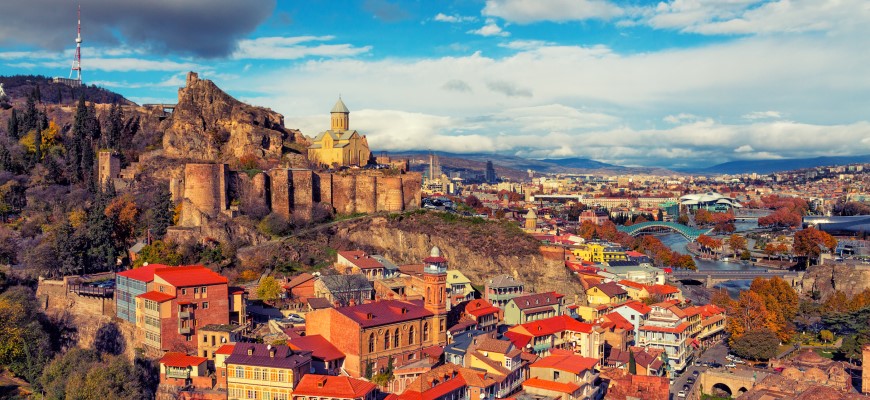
[162,72,308,165]
[800,261,870,300]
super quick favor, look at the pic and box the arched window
[423,322,430,342]
[368,333,375,353]
[235,366,243,378]
[384,330,391,350]
[409,325,415,345]
[393,329,400,348]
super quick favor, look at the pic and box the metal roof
[331,97,349,113]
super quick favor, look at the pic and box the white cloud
[639,0,870,36]
[442,80,472,92]
[482,0,624,23]
[468,19,510,37]
[232,36,371,60]
[742,111,782,120]
[734,145,754,153]
[499,40,555,50]
[433,13,476,23]
[663,113,700,124]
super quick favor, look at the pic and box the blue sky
[1,0,869,168]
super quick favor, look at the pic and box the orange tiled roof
[155,265,228,287]
[215,344,235,355]
[530,350,598,374]
[160,352,207,368]
[522,377,582,394]
[293,374,376,398]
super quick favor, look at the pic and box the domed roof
[794,349,830,368]
[526,209,537,218]
[781,367,803,379]
[804,367,827,383]
[430,246,441,258]
[331,97,349,113]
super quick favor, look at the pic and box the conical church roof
[331,97,349,113]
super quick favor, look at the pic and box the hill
[0,75,133,106]
[699,155,870,174]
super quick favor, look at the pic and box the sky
[1,0,869,169]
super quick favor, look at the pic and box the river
[658,220,765,297]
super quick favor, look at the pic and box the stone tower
[330,97,349,131]
[97,150,120,189]
[863,344,870,393]
[422,246,448,344]
[525,209,538,230]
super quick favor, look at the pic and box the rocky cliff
[162,72,308,166]
[239,212,582,297]
[800,261,870,300]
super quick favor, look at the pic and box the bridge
[670,269,804,288]
[700,369,768,398]
[142,103,177,120]
[617,221,712,241]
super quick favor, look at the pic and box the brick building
[125,264,245,354]
[306,247,450,378]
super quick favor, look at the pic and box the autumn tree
[726,290,777,344]
[726,234,747,257]
[750,277,798,342]
[256,276,283,304]
[793,227,837,267]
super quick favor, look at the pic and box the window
[254,368,262,380]
[384,330,391,350]
[423,323,430,342]
[393,329,400,348]
[440,319,445,332]
[182,288,187,295]
[408,326,415,345]
[553,371,560,380]
[202,287,207,295]
[203,302,209,309]
[368,334,376,353]
[202,335,208,343]
[235,366,243,378]
[278,370,286,382]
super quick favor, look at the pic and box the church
[307,98,372,168]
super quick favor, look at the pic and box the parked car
[692,370,700,377]
[725,362,737,368]
[694,360,702,366]
[774,367,785,373]
[683,385,690,392]
[710,362,723,368]
[686,377,695,385]
[677,390,687,398]
[286,314,305,323]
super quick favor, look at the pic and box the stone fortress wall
[172,163,422,226]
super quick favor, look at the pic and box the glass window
[408,326,415,345]
[194,287,199,294]
[182,288,187,295]
[368,334,375,353]
[384,330,390,350]
[202,287,207,294]
[393,329,400,348]
[203,302,209,309]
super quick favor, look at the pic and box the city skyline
[1,0,869,168]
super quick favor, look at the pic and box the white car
[725,362,737,368]
[677,390,687,398]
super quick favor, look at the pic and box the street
[670,342,730,399]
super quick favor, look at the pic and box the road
[670,342,730,399]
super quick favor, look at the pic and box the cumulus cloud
[734,145,754,153]
[232,36,371,60]
[468,19,510,37]
[0,0,274,58]
[638,0,869,36]
[442,80,472,93]
[482,0,624,23]
[434,13,476,23]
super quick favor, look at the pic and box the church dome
[430,246,441,258]
[331,97,349,113]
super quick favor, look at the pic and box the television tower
[69,5,82,83]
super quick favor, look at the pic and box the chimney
[375,294,382,302]
[334,300,341,308]
[349,298,357,306]
[402,293,408,301]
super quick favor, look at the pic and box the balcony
[532,342,552,352]
[179,327,191,335]
[179,311,191,319]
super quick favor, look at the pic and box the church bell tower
[330,97,350,131]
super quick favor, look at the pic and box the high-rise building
[485,160,497,183]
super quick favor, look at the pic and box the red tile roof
[617,280,647,290]
[160,352,207,368]
[338,251,385,270]
[639,321,690,334]
[116,263,169,282]
[154,265,228,287]
[617,301,651,315]
[293,374,376,398]
[531,350,598,374]
[505,315,593,348]
[137,291,175,302]
[337,299,434,328]
[601,312,634,331]
[215,344,235,355]
[288,335,345,362]
[522,377,582,394]
[648,284,680,296]
[464,299,499,318]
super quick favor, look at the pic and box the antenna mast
[69,4,82,83]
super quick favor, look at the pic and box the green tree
[0,287,54,389]
[256,276,283,304]
[628,349,637,374]
[730,329,780,360]
[820,330,834,344]
[7,107,19,139]
[133,240,183,267]
[150,184,174,238]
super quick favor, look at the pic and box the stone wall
[181,164,227,225]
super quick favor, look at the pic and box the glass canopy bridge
[617,221,713,241]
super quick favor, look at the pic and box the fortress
[174,164,421,227]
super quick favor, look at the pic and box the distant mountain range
[694,155,870,174]
[393,151,870,177]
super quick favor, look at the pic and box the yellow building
[571,243,627,263]
[225,343,311,400]
[308,98,372,167]
[585,282,628,306]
